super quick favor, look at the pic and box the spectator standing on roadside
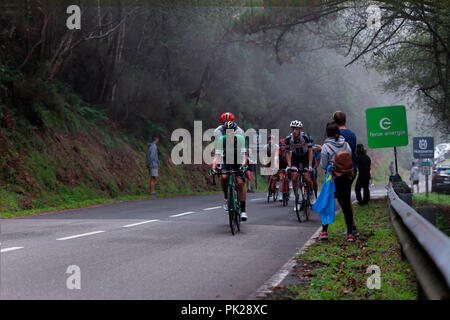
[355,144,371,205]
[389,161,395,176]
[319,121,357,242]
[146,136,160,196]
[410,161,420,193]
[333,110,358,235]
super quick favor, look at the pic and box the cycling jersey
[285,132,312,157]
[214,125,244,141]
[215,133,247,165]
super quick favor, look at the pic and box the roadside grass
[412,193,450,236]
[413,192,450,206]
[267,199,417,300]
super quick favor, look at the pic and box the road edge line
[248,199,361,300]
[247,226,322,300]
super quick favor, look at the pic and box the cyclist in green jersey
[211,121,249,221]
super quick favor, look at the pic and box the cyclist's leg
[235,168,247,220]
[278,172,285,193]
[300,157,314,192]
[313,175,318,198]
[303,172,313,193]
[291,156,300,194]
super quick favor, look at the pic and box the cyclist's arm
[212,155,222,170]
[308,144,313,168]
[285,146,292,167]
[213,136,224,170]
[313,156,320,170]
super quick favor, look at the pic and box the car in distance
[431,166,450,194]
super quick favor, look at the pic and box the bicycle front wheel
[228,184,238,235]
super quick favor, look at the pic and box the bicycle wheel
[273,188,279,202]
[228,184,238,235]
[302,186,309,222]
[295,184,302,223]
[283,179,289,207]
[305,188,311,221]
[234,188,241,232]
[267,177,273,203]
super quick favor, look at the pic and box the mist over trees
[1,0,448,144]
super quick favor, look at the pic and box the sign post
[414,137,434,198]
[366,105,409,178]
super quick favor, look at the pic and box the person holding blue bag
[314,121,356,242]
[312,164,335,236]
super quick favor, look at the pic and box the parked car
[431,166,450,194]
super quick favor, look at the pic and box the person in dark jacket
[146,136,160,196]
[355,144,371,205]
[333,111,357,179]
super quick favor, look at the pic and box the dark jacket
[357,153,371,181]
[340,128,358,174]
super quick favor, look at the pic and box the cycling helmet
[224,121,237,131]
[290,120,303,128]
[220,112,235,124]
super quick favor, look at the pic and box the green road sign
[366,105,409,149]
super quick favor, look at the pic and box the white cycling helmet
[290,120,303,128]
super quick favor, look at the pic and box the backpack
[325,142,354,178]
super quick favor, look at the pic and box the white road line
[123,219,159,228]
[202,206,221,211]
[250,198,265,201]
[1,247,24,253]
[56,231,105,241]
[170,211,195,218]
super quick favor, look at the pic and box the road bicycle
[277,169,290,207]
[210,169,243,235]
[267,173,279,203]
[291,168,312,223]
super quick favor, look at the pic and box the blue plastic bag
[312,165,335,225]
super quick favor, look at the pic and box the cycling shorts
[291,154,309,170]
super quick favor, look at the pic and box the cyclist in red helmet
[214,112,244,141]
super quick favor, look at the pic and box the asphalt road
[0,179,427,300]
[1,191,322,300]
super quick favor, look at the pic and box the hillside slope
[0,79,213,216]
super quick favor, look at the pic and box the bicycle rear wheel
[228,184,238,235]
[273,188,279,202]
[295,185,302,223]
[303,187,310,221]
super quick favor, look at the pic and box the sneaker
[240,211,248,221]
[344,228,360,236]
[247,189,254,193]
[346,235,354,242]
[223,200,228,211]
[319,231,328,241]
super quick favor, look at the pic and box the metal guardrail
[387,185,450,300]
